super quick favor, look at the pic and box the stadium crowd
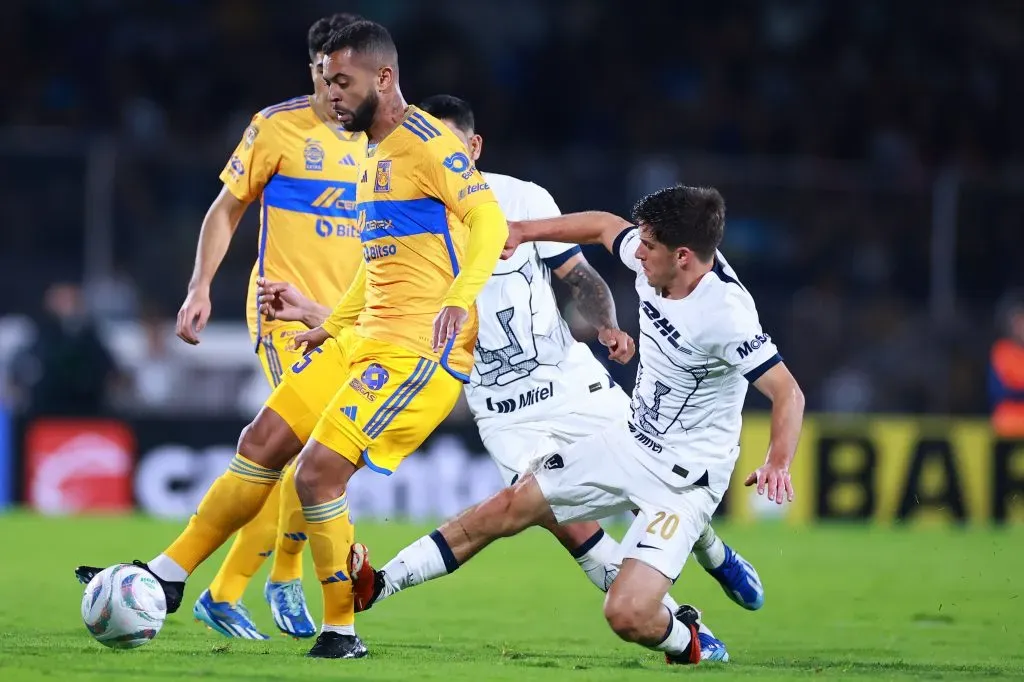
[1,0,1022,416]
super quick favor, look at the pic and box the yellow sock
[208,479,281,603]
[304,494,355,627]
[269,461,307,583]
[164,454,280,575]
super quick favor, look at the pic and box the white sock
[651,606,693,656]
[574,529,681,613]
[322,624,355,636]
[661,591,681,612]
[572,529,619,592]
[379,530,458,601]
[692,524,726,570]
[147,554,188,583]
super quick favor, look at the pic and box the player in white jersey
[349,185,805,666]
[415,96,763,632]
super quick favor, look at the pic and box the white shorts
[477,382,630,485]
[531,423,722,581]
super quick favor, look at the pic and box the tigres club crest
[374,160,392,193]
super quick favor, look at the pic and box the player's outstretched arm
[505,211,632,257]
[176,186,250,344]
[745,362,805,504]
[434,202,509,351]
[256,278,331,329]
[552,253,635,364]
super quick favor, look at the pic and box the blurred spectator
[11,283,119,415]
[129,304,183,410]
[0,0,1021,416]
[989,291,1024,437]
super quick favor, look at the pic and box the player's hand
[176,287,212,345]
[292,326,330,353]
[744,461,794,505]
[432,305,469,352]
[598,328,635,364]
[257,277,310,323]
[501,221,524,259]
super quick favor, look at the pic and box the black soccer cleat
[306,631,368,659]
[75,560,185,614]
[664,604,702,666]
[75,565,100,586]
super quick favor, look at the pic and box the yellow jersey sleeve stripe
[260,96,310,118]
[401,113,443,141]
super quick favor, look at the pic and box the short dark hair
[418,95,475,133]
[322,20,398,66]
[307,13,362,62]
[631,185,725,261]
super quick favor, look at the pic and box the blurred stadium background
[3,2,1024,679]
[1,0,1023,531]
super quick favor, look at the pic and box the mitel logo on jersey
[628,421,664,453]
[485,382,555,414]
[304,139,325,171]
[458,182,490,201]
[374,160,392,193]
[736,333,770,359]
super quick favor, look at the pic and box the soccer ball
[81,564,167,649]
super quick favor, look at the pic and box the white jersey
[612,227,781,494]
[466,172,615,424]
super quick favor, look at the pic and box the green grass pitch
[1,513,1022,681]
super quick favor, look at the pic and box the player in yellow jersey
[172,13,365,640]
[75,19,508,660]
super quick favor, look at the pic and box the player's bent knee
[603,581,662,643]
[293,450,326,504]
[237,407,302,470]
[491,488,525,537]
[602,596,648,642]
[294,441,358,505]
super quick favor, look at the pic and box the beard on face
[342,88,379,132]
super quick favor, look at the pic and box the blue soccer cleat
[698,631,730,662]
[264,578,316,638]
[706,544,765,610]
[193,589,270,640]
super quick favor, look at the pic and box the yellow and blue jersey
[352,106,500,381]
[219,95,366,346]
